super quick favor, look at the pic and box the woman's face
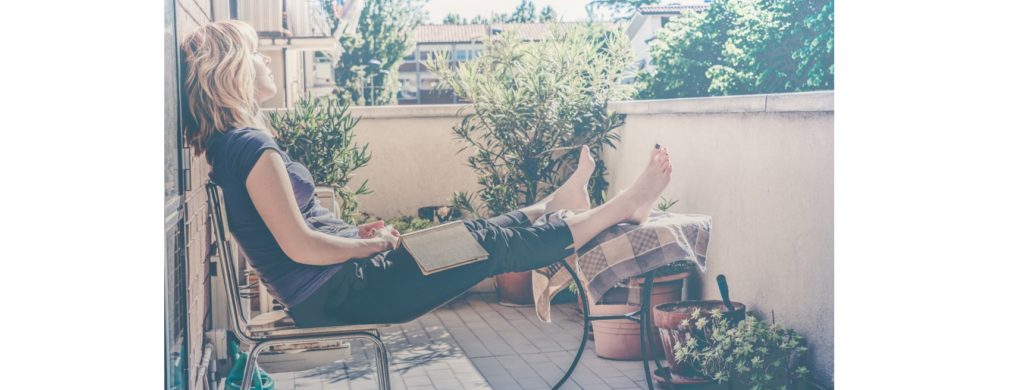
[252,50,277,102]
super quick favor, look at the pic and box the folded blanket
[531,210,712,322]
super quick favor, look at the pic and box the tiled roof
[638,1,710,15]
[414,22,600,44]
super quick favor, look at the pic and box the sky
[422,0,614,23]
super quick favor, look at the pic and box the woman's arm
[247,149,391,265]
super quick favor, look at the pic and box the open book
[387,221,489,275]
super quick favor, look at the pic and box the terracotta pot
[494,271,533,306]
[653,300,747,380]
[590,272,689,360]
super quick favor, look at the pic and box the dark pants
[289,211,575,327]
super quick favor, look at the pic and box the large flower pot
[590,272,689,360]
[653,300,747,383]
[494,271,533,306]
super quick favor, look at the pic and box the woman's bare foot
[546,145,596,212]
[561,145,673,250]
[621,146,673,224]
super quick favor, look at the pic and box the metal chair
[206,181,392,390]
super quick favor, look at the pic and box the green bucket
[225,340,275,390]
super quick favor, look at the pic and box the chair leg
[239,343,259,390]
[241,341,275,390]
[363,333,391,390]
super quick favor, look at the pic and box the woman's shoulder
[209,127,279,157]
[221,127,277,146]
[208,127,285,180]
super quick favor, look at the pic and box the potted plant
[268,94,372,220]
[657,304,811,388]
[432,24,636,306]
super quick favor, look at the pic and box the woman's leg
[461,210,532,231]
[562,146,673,248]
[319,145,673,325]
[323,220,575,325]
[462,144,598,228]
[319,145,671,321]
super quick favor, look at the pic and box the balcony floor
[261,292,675,390]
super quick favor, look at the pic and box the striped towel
[531,210,712,322]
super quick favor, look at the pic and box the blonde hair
[180,20,269,155]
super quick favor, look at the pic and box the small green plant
[383,215,440,234]
[268,94,372,219]
[449,191,482,219]
[675,308,810,389]
[656,196,679,212]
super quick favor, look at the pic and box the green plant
[430,24,636,217]
[334,0,425,105]
[449,191,482,219]
[383,215,440,234]
[268,94,372,219]
[675,308,810,389]
[656,196,679,212]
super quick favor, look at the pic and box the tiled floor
[262,292,659,390]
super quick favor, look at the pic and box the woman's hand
[358,220,387,239]
[375,225,401,250]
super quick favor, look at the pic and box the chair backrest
[206,181,255,342]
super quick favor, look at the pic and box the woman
[180,21,674,327]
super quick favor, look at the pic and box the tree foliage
[443,1,557,25]
[442,12,467,25]
[539,5,558,22]
[587,0,660,20]
[333,0,425,105]
[638,0,834,99]
[429,25,637,216]
[510,0,537,23]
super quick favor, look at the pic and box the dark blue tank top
[206,127,359,308]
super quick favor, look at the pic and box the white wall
[346,104,480,218]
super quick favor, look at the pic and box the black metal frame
[554,260,666,390]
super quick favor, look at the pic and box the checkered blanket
[531,210,712,322]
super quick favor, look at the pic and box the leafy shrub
[268,94,371,219]
[430,24,636,217]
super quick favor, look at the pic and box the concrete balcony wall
[345,104,479,219]
[346,92,834,385]
[605,91,834,385]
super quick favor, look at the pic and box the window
[456,49,469,61]
[421,49,449,60]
